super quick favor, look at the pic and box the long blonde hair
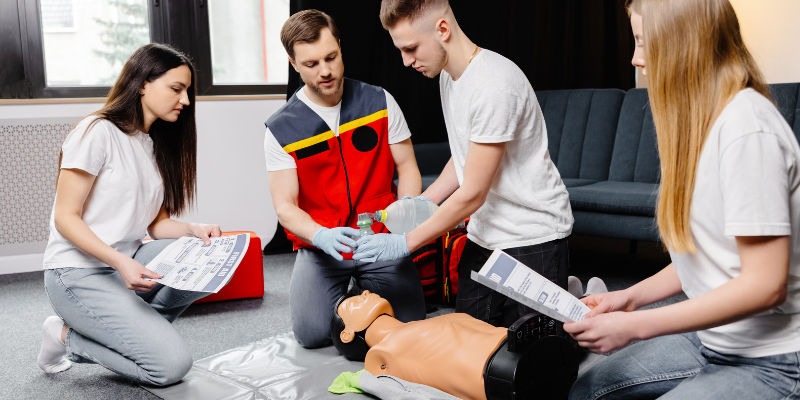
[628,0,770,253]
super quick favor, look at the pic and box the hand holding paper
[143,234,249,293]
[581,290,636,318]
[562,311,643,353]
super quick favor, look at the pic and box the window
[41,0,76,32]
[208,0,289,85]
[41,0,150,86]
[1,0,288,99]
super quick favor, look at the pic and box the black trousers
[455,237,570,328]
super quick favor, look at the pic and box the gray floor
[0,236,679,400]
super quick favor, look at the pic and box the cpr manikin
[332,290,579,400]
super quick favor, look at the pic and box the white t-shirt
[264,86,412,171]
[440,49,573,249]
[671,89,800,357]
[43,117,164,269]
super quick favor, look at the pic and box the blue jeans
[44,240,211,386]
[569,332,800,400]
[289,248,426,348]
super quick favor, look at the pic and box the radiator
[0,117,80,258]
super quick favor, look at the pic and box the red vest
[266,79,396,255]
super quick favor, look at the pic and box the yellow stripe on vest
[282,109,388,154]
[339,109,388,135]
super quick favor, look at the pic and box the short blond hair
[379,0,449,29]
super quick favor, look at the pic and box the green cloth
[328,369,366,394]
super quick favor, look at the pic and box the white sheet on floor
[142,332,607,400]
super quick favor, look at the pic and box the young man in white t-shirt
[353,0,573,328]
[265,10,425,348]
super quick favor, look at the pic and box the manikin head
[280,10,344,105]
[331,290,394,360]
[380,0,454,78]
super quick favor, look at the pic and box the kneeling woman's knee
[142,346,193,386]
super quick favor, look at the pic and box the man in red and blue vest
[265,10,426,348]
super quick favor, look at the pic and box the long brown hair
[627,0,770,253]
[61,43,197,216]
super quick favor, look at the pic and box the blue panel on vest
[266,78,388,151]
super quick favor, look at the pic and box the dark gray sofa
[414,83,800,243]
[538,83,800,242]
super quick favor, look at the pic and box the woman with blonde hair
[565,0,800,398]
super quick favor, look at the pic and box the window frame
[10,0,286,99]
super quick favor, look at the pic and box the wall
[730,0,800,84]
[637,0,800,89]
[0,98,284,274]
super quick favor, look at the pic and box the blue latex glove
[312,227,360,261]
[400,195,434,203]
[353,233,410,263]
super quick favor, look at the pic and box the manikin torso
[364,313,506,400]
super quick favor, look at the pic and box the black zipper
[337,136,354,226]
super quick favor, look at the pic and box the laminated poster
[144,234,249,293]
[471,249,591,323]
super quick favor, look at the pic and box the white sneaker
[568,276,584,298]
[585,277,609,296]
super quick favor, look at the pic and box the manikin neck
[364,315,405,347]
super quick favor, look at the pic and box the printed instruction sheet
[144,234,250,293]
[471,249,591,323]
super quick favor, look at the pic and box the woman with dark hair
[37,43,221,386]
[565,0,800,399]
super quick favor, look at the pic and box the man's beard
[422,42,448,78]
[307,75,343,98]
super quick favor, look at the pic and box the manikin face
[140,65,191,125]
[388,19,448,78]
[630,11,646,75]
[338,291,395,343]
[290,27,345,99]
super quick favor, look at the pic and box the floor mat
[143,332,607,400]
[142,332,371,400]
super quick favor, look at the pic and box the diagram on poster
[472,249,591,323]
[144,234,249,293]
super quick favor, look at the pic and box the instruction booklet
[143,233,249,293]
[471,249,591,323]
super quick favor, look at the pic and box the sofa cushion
[413,142,451,176]
[562,178,597,188]
[572,211,660,242]
[567,181,659,217]
[608,89,661,184]
[537,89,625,181]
